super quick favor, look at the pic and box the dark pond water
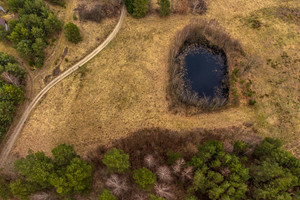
[184,47,228,99]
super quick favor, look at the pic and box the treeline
[1,133,299,199]
[2,0,62,67]
[0,52,25,140]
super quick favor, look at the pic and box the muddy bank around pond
[168,19,247,115]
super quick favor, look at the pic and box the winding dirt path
[0,6,126,167]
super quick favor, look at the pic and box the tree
[49,158,93,196]
[133,167,157,190]
[98,189,118,200]
[51,144,78,167]
[102,148,130,174]
[158,0,171,16]
[64,22,82,44]
[14,151,54,189]
[154,183,174,199]
[125,0,149,18]
[9,179,39,200]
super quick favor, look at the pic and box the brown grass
[2,0,299,171]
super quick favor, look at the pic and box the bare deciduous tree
[154,183,174,199]
[29,192,50,200]
[172,158,185,175]
[105,174,129,197]
[132,192,148,200]
[144,154,156,169]
[181,166,194,182]
[1,71,19,86]
[157,166,173,183]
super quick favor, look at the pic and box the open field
[2,0,299,170]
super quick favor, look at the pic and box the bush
[10,179,40,200]
[64,22,82,44]
[233,141,248,156]
[98,189,117,200]
[166,151,182,165]
[133,167,157,190]
[158,0,171,17]
[125,0,149,18]
[102,148,130,174]
[0,176,13,200]
[51,144,78,167]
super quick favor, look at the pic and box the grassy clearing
[6,0,300,168]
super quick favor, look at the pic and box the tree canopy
[6,0,62,67]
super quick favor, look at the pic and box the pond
[183,47,228,100]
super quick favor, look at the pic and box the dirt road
[0,6,126,167]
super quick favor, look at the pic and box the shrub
[133,167,157,190]
[64,22,82,44]
[46,0,65,7]
[10,179,40,200]
[158,0,171,17]
[102,148,130,174]
[248,99,257,105]
[166,151,182,165]
[125,0,149,18]
[0,175,13,200]
[98,189,118,200]
[233,141,248,156]
[51,144,78,167]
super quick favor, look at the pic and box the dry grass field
[1,0,299,169]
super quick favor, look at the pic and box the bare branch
[105,174,129,197]
[154,183,175,200]
[144,154,156,169]
[157,166,173,183]
[1,72,20,86]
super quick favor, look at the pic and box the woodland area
[0,129,299,200]
[0,53,25,140]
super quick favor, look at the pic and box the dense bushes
[6,0,62,67]
[125,0,149,18]
[0,52,25,140]
[8,144,93,199]
[75,0,121,23]
[64,22,82,44]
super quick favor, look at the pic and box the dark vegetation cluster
[1,0,62,67]
[0,52,25,141]
[168,19,259,114]
[64,22,82,44]
[0,144,93,200]
[75,0,121,23]
[125,0,207,18]
[45,0,65,7]
[1,128,299,200]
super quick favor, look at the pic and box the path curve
[0,6,126,167]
